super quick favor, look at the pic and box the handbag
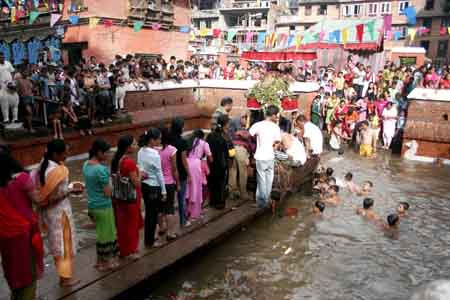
[111,159,137,202]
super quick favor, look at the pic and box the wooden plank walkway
[0,198,265,300]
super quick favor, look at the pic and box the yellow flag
[10,7,16,23]
[271,33,277,47]
[89,17,100,29]
[200,28,209,36]
[448,26,450,35]
[408,28,416,40]
[342,28,349,44]
[295,34,302,50]
[190,31,196,41]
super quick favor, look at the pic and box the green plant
[248,77,292,108]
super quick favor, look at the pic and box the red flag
[212,28,221,38]
[356,24,364,42]
[440,26,447,35]
[104,19,113,27]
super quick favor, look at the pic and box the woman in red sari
[0,148,44,300]
[111,135,143,259]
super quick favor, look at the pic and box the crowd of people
[1,49,449,140]
[311,166,410,233]
[0,93,326,299]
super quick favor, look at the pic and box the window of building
[343,5,353,17]
[437,40,449,57]
[304,25,311,30]
[199,0,215,10]
[318,4,327,15]
[380,2,391,14]
[368,3,378,16]
[353,4,364,16]
[305,5,312,16]
[441,18,450,27]
[392,25,407,39]
[205,19,212,28]
[398,1,409,15]
[194,20,200,29]
[423,17,433,31]
[420,40,430,52]
[425,0,434,10]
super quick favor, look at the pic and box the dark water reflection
[149,151,450,300]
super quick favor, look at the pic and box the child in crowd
[342,172,360,193]
[355,198,379,221]
[313,201,326,216]
[357,180,373,196]
[397,202,410,217]
[359,121,373,157]
[323,185,341,206]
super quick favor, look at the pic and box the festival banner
[245,31,254,43]
[89,17,100,29]
[356,24,364,42]
[69,15,79,25]
[271,32,277,47]
[330,30,340,43]
[287,34,295,47]
[257,32,266,48]
[319,31,326,42]
[133,21,144,32]
[295,34,302,50]
[29,11,39,24]
[50,13,61,27]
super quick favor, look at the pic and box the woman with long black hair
[138,128,167,247]
[83,139,119,271]
[0,148,44,300]
[111,135,142,259]
[206,115,230,210]
[34,139,79,286]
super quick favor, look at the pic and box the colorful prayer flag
[245,31,254,43]
[227,30,237,42]
[383,15,392,32]
[134,21,144,32]
[89,17,100,29]
[330,30,340,43]
[104,19,113,27]
[367,21,375,40]
[287,34,295,47]
[356,24,364,43]
[393,31,402,40]
[448,27,450,35]
[151,23,161,30]
[200,28,209,36]
[271,32,277,47]
[10,7,16,23]
[341,28,349,44]
[440,26,447,35]
[295,34,302,50]
[257,32,266,48]
[50,13,61,27]
[319,31,326,42]
[408,28,416,40]
[69,15,79,25]
[179,26,190,33]
[213,28,222,38]
[29,11,39,24]
[403,6,417,25]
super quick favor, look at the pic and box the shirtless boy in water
[357,181,373,196]
[343,172,360,193]
[397,202,410,217]
[323,185,341,205]
[313,201,326,216]
[355,198,379,220]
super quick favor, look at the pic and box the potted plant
[246,89,262,110]
[248,77,294,111]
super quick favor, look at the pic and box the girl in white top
[382,102,398,149]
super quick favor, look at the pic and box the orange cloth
[39,165,69,204]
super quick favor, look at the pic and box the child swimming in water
[343,172,360,193]
[357,180,373,196]
[323,185,341,205]
[355,198,379,220]
[313,201,326,215]
[397,202,410,217]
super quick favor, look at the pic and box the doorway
[62,42,88,65]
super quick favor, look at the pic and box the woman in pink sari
[186,130,212,220]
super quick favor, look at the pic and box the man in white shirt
[0,53,14,88]
[352,63,365,98]
[295,115,323,156]
[249,105,282,208]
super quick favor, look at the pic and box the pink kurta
[186,139,211,219]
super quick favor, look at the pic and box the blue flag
[403,6,416,25]
[329,30,340,43]
[257,32,266,49]
[69,15,79,25]
[179,26,190,33]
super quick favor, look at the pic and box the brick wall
[403,139,450,159]
[406,100,450,123]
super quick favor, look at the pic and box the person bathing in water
[355,198,379,220]
[323,185,341,206]
[357,180,373,196]
[341,172,360,193]
[313,200,326,216]
[397,202,410,217]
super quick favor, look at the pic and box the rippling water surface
[149,151,450,300]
